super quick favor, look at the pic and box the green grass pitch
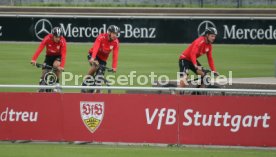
[0,42,275,92]
[0,143,275,157]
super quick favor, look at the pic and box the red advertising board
[178,96,276,146]
[61,94,178,143]
[0,93,275,147]
[0,93,63,141]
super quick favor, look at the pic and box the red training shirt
[179,36,216,71]
[32,34,67,68]
[89,33,119,71]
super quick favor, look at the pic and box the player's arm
[31,36,48,65]
[207,48,216,71]
[59,40,67,71]
[207,47,219,76]
[112,44,119,72]
[190,40,202,70]
[89,36,102,63]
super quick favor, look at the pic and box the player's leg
[87,54,99,76]
[38,69,48,92]
[39,56,53,85]
[52,58,63,93]
[189,62,206,95]
[178,59,190,94]
[94,58,107,85]
[81,54,99,93]
[38,56,53,92]
[52,58,61,84]
[94,58,107,93]
[194,60,206,77]
[191,61,206,88]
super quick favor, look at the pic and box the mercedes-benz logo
[197,20,216,36]
[34,19,52,40]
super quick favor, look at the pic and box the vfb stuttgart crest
[80,101,104,133]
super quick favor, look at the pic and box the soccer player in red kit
[31,27,66,86]
[81,25,120,92]
[178,27,219,88]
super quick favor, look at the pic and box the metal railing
[0,84,276,95]
[1,0,276,8]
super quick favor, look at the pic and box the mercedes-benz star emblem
[197,20,216,36]
[34,19,52,40]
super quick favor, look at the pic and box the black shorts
[87,53,107,75]
[87,53,107,66]
[179,59,197,77]
[43,55,61,69]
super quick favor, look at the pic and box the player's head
[107,25,120,41]
[52,27,63,42]
[204,27,217,44]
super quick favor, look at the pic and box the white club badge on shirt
[110,46,114,50]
